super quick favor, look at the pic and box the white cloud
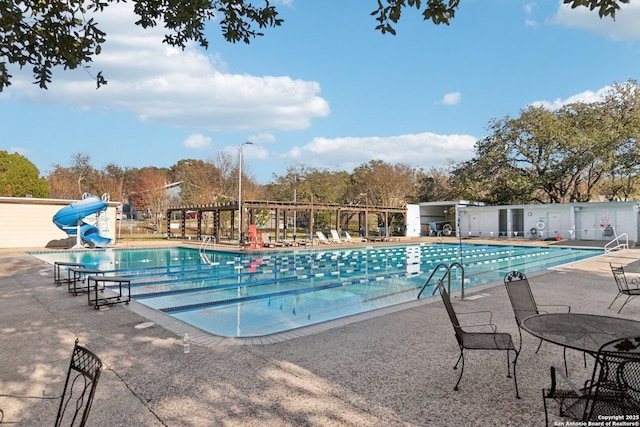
[248,132,277,144]
[551,1,640,40]
[183,134,212,150]
[440,92,461,105]
[524,3,536,14]
[4,2,330,132]
[281,132,477,171]
[524,3,539,28]
[218,134,275,163]
[531,85,611,110]
[9,146,31,156]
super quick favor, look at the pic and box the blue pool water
[30,243,602,337]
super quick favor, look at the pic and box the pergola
[166,200,406,243]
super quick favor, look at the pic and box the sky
[2,1,640,184]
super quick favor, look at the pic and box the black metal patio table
[521,312,640,355]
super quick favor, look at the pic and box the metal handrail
[604,233,629,252]
[417,263,449,299]
[199,236,213,251]
[199,236,214,263]
[417,262,466,300]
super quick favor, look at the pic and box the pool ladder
[417,262,466,300]
[199,236,214,264]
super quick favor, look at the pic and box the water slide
[52,194,112,248]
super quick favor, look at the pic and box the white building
[407,201,640,245]
[0,197,119,249]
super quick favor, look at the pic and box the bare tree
[350,160,416,207]
[130,168,169,232]
[96,163,129,203]
[210,152,237,201]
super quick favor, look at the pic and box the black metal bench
[53,262,85,286]
[68,267,105,295]
[87,276,131,309]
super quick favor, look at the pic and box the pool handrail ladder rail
[199,236,214,264]
[417,261,465,300]
[604,232,628,252]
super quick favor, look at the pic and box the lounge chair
[262,233,282,248]
[542,336,640,426]
[330,229,343,244]
[296,234,312,246]
[434,281,520,398]
[609,263,640,313]
[344,231,366,243]
[1,338,102,426]
[315,231,333,244]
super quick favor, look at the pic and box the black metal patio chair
[434,281,520,398]
[0,338,102,426]
[504,271,571,352]
[609,263,640,314]
[543,336,640,426]
[503,271,576,372]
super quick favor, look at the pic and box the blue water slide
[52,195,112,247]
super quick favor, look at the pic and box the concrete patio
[1,242,639,426]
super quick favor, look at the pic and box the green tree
[170,159,225,205]
[0,0,626,90]
[263,164,303,202]
[349,160,416,233]
[0,0,282,90]
[598,80,640,201]
[265,164,349,204]
[265,164,351,231]
[0,151,48,197]
[350,160,416,207]
[452,106,595,204]
[414,166,453,203]
[450,80,640,205]
[371,0,628,35]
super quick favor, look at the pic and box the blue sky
[2,1,640,184]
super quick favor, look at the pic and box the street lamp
[359,193,368,239]
[238,141,253,246]
[293,176,305,238]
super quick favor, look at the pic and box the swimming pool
[31,243,602,337]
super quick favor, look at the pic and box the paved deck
[1,241,639,426]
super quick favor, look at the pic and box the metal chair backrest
[504,271,538,326]
[436,281,463,346]
[603,226,615,238]
[587,336,640,420]
[610,263,638,292]
[55,339,102,427]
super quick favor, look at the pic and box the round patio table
[521,312,640,355]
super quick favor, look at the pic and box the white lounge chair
[262,233,282,248]
[315,231,333,244]
[330,229,343,244]
[344,231,366,243]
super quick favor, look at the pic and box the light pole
[359,193,368,239]
[309,192,314,241]
[293,175,305,239]
[238,141,253,246]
